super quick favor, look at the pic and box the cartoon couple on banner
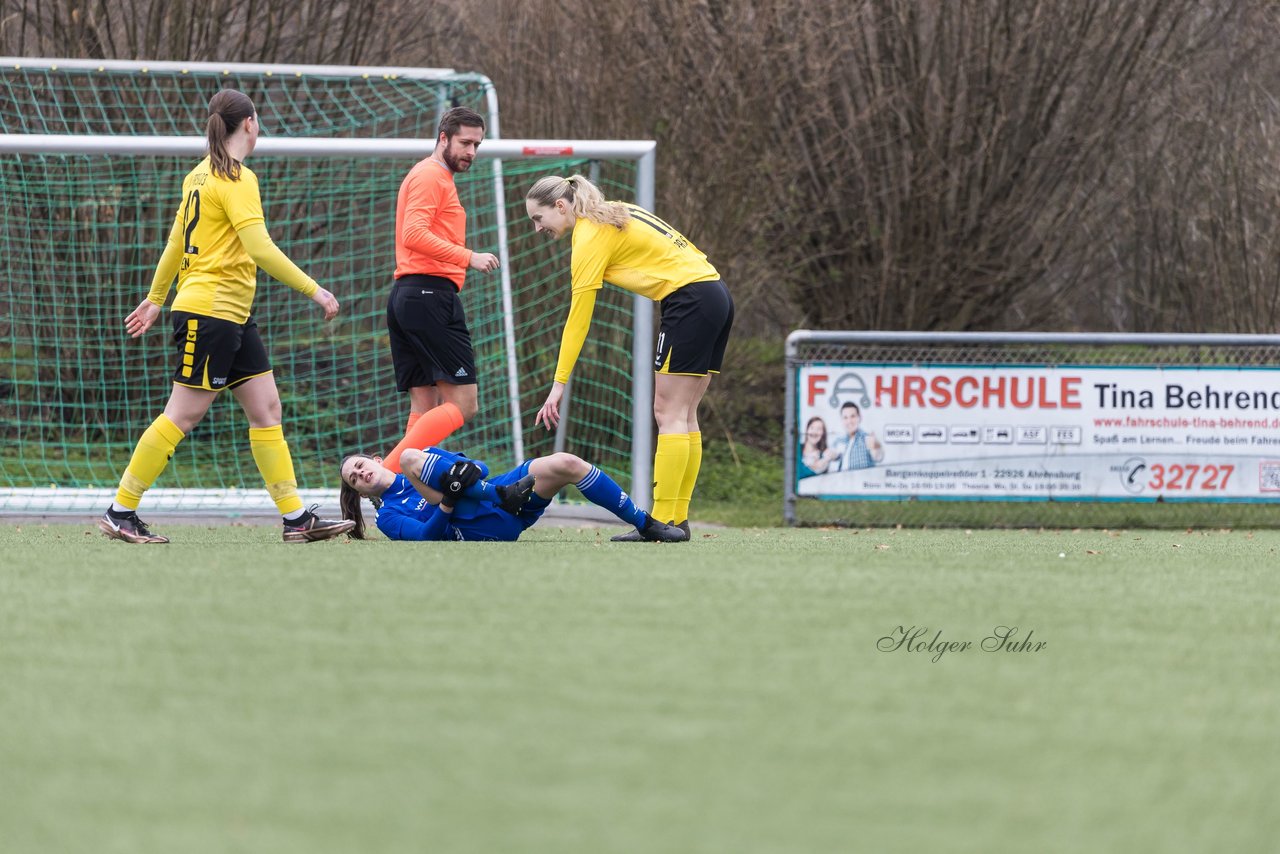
[799,371,885,480]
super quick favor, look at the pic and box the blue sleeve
[375,504,452,541]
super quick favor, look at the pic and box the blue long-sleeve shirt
[374,475,454,541]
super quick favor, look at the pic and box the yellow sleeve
[237,222,320,297]
[223,167,267,231]
[553,289,598,384]
[570,221,610,296]
[145,217,184,306]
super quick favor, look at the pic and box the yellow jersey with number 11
[569,204,719,301]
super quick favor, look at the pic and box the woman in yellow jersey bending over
[525,175,734,542]
[98,89,354,544]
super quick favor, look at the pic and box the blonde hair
[526,174,631,229]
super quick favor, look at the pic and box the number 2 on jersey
[182,189,201,254]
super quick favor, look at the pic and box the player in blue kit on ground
[338,447,688,542]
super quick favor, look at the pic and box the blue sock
[576,466,646,528]
[418,451,498,502]
[466,480,499,503]
[524,493,552,515]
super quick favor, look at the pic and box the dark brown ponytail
[206,88,255,180]
[339,479,367,539]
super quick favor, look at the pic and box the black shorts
[654,279,734,376]
[386,275,477,392]
[170,311,272,391]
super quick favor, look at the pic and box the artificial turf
[2,523,1277,853]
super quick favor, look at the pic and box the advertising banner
[796,364,1280,502]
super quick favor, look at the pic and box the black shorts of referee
[654,279,735,375]
[386,274,477,392]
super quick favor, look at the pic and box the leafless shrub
[1,0,458,65]
[6,0,1280,342]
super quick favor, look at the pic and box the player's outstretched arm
[236,223,338,319]
[127,221,184,337]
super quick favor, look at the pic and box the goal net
[0,59,654,514]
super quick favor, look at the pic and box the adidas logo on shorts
[454,367,468,377]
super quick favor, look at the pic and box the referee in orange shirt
[383,106,500,471]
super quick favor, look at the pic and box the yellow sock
[650,432,690,524]
[115,415,186,510]
[249,425,304,516]
[673,431,702,525]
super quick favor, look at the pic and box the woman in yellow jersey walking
[525,175,734,542]
[98,88,354,544]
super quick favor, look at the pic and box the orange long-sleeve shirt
[394,157,472,287]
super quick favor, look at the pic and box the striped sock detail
[575,466,603,491]
[419,451,446,489]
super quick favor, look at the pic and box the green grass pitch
[2,522,1278,853]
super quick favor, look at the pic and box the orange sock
[384,402,465,473]
[405,411,423,433]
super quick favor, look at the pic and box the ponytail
[526,174,631,229]
[206,88,255,180]
[339,479,367,539]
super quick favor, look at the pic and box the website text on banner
[797,365,1280,503]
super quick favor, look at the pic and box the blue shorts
[450,461,544,541]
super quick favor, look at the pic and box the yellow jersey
[145,157,318,323]
[553,205,720,383]
[167,157,266,323]
[569,204,719,301]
